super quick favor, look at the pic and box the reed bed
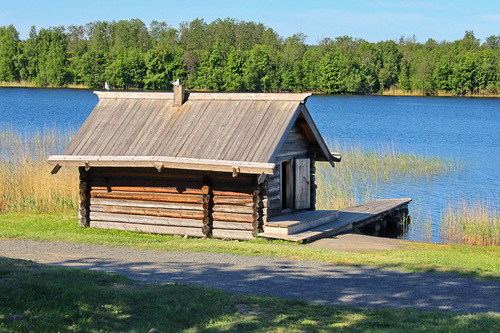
[315,141,459,210]
[440,198,499,246]
[382,86,500,98]
[0,127,78,212]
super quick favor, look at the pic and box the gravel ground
[1,238,499,314]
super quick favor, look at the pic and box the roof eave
[48,155,275,175]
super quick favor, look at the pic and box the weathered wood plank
[49,155,276,175]
[260,199,412,242]
[251,102,300,162]
[212,221,255,231]
[212,204,255,214]
[211,229,255,240]
[211,190,253,197]
[92,205,205,220]
[194,100,243,159]
[91,186,205,195]
[90,198,203,211]
[213,196,255,206]
[91,221,205,238]
[295,158,311,210]
[90,212,203,227]
[90,190,205,204]
[212,212,256,223]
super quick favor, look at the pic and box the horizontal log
[91,186,205,195]
[284,132,306,141]
[90,190,205,204]
[267,182,280,194]
[212,212,256,223]
[92,205,204,220]
[267,175,280,186]
[267,198,281,210]
[92,175,203,189]
[91,221,205,238]
[90,198,203,211]
[213,196,256,206]
[210,183,256,193]
[211,190,253,197]
[211,229,255,240]
[212,204,255,214]
[90,212,203,227]
[212,221,255,231]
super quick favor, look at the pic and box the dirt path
[1,239,498,314]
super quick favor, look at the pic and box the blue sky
[1,0,498,44]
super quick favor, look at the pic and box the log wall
[82,167,262,240]
[211,189,261,240]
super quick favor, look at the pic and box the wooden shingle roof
[49,91,337,175]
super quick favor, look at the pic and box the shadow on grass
[1,257,499,333]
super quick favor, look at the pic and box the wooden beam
[90,212,203,227]
[94,91,311,102]
[90,190,205,204]
[91,186,205,195]
[91,221,205,238]
[48,155,275,175]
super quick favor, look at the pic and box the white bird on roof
[104,82,112,91]
[172,79,180,86]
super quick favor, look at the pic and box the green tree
[36,27,70,86]
[376,40,402,91]
[0,25,20,81]
[281,33,307,91]
[242,44,279,91]
[223,47,245,91]
[196,40,226,90]
[105,50,145,89]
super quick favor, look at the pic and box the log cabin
[49,85,341,240]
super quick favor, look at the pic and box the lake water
[1,88,499,242]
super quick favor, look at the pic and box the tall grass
[315,141,459,210]
[440,198,499,246]
[4,128,496,246]
[0,128,78,212]
[382,86,500,98]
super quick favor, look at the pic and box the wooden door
[295,158,310,210]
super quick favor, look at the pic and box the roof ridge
[94,91,312,102]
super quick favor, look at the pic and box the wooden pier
[259,198,411,242]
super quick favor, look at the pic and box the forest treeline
[0,18,499,95]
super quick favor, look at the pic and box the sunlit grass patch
[0,257,498,332]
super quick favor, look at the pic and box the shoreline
[1,82,499,98]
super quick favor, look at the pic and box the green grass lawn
[1,257,498,333]
[1,212,499,281]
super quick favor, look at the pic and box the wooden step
[259,199,412,242]
[259,217,353,242]
[263,210,339,235]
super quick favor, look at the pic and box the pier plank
[260,198,411,242]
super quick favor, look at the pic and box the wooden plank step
[259,199,411,242]
[263,210,340,235]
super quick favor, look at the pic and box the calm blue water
[1,88,499,242]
